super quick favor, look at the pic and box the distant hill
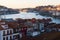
[0,5,19,15]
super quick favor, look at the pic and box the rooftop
[0,18,52,30]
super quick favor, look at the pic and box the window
[3,37,5,40]
[10,36,12,40]
[6,37,8,40]
[13,29,17,33]
[10,30,12,34]
[7,30,9,35]
[3,31,5,35]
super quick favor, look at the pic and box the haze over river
[1,12,60,24]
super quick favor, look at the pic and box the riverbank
[1,12,60,24]
[39,12,60,19]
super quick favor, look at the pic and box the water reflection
[1,12,60,24]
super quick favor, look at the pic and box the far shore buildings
[35,5,60,16]
[0,5,19,15]
[0,5,19,20]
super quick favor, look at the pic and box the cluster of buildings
[0,18,51,40]
[35,5,60,17]
[36,5,60,11]
[20,8,36,12]
[45,23,60,32]
[0,5,60,40]
[20,5,60,17]
[0,5,19,15]
[0,18,60,40]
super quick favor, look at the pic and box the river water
[1,12,60,24]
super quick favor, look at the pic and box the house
[0,21,22,40]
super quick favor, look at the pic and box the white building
[0,21,22,40]
[49,10,60,16]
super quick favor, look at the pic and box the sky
[0,0,60,8]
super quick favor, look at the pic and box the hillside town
[0,5,19,15]
[0,5,60,40]
[20,5,60,18]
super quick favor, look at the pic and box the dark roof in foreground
[21,32,60,40]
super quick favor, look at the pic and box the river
[1,12,60,24]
